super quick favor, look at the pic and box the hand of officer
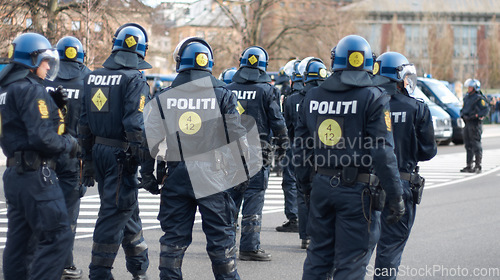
[49,85,68,109]
[82,160,95,187]
[64,135,81,158]
[129,143,150,164]
[386,195,405,224]
[156,161,167,185]
[275,135,289,163]
[138,173,160,195]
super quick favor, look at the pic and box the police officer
[373,52,437,279]
[219,67,237,84]
[460,78,489,173]
[296,35,404,279]
[145,37,244,279]
[274,66,291,98]
[44,36,91,279]
[79,23,153,280]
[0,32,79,280]
[226,46,289,261]
[285,57,328,249]
[275,59,302,234]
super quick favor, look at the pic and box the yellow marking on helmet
[319,69,327,78]
[8,45,13,59]
[349,52,364,68]
[125,35,137,48]
[248,55,258,65]
[65,47,77,59]
[373,62,380,75]
[196,53,208,67]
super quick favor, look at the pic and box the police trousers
[463,120,483,165]
[56,152,86,268]
[302,174,380,280]
[89,144,149,280]
[281,148,298,221]
[229,166,270,252]
[158,162,240,280]
[3,166,73,280]
[374,180,416,280]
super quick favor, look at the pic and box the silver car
[411,87,453,145]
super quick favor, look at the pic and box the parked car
[417,77,464,144]
[410,87,453,145]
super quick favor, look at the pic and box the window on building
[72,21,81,31]
[453,25,477,58]
[404,24,428,58]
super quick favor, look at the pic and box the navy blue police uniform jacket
[294,71,402,199]
[382,83,437,173]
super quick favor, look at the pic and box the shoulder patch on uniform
[139,95,146,112]
[384,110,392,131]
[37,99,49,119]
[481,99,486,107]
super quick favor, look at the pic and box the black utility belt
[316,167,379,186]
[95,136,129,150]
[7,151,56,172]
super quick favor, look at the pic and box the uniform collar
[102,51,152,70]
[232,67,271,83]
[171,70,226,89]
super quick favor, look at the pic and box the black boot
[275,219,299,232]
[460,165,474,173]
[474,154,482,173]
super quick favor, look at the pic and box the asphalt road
[1,125,500,279]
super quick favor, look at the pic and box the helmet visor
[297,57,314,76]
[399,64,417,94]
[36,49,60,81]
[283,60,298,77]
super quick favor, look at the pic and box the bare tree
[213,0,356,71]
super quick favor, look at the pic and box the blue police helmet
[173,37,214,73]
[56,36,85,63]
[283,59,302,83]
[239,46,268,71]
[298,57,327,83]
[219,67,237,84]
[9,33,60,81]
[331,35,374,73]
[112,23,148,58]
[375,52,409,81]
[464,78,480,91]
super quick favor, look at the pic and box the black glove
[274,135,289,163]
[138,173,160,195]
[64,135,81,158]
[82,160,95,187]
[156,161,167,185]
[129,143,150,164]
[49,85,68,110]
[386,195,405,224]
[234,180,249,193]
